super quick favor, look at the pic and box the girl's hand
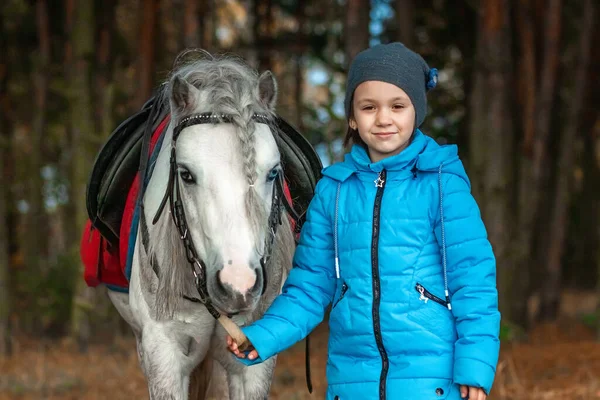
[226,335,259,360]
[460,385,486,400]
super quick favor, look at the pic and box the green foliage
[581,311,599,330]
[16,250,79,336]
[499,320,527,343]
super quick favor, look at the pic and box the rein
[147,112,300,350]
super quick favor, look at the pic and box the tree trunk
[516,0,536,155]
[0,15,12,358]
[0,138,10,357]
[69,0,97,352]
[199,0,214,50]
[593,118,600,340]
[454,1,477,154]
[61,0,78,247]
[394,0,415,48]
[516,0,562,323]
[24,0,51,281]
[468,0,514,322]
[345,0,370,65]
[183,0,200,48]
[510,0,538,327]
[136,0,159,108]
[295,1,306,129]
[597,132,600,341]
[542,0,595,321]
[253,0,274,72]
[95,0,116,139]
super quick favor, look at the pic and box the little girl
[228,42,500,400]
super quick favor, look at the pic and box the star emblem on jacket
[374,176,385,187]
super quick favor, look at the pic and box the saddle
[86,91,323,248]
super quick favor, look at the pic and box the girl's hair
[343,103,366,148]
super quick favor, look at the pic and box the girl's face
[350,81,416,163]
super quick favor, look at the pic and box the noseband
[151,113,292,320]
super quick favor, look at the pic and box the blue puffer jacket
[241,130,501,400]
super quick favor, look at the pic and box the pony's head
[148,52,288,318]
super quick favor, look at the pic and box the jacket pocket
[332,282,349,309]
[415,283,449,309]
[408,282,456,342]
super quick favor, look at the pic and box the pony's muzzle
[213,265,263,312]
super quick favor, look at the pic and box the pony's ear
[170,76,200,113]
[258,71,277,110]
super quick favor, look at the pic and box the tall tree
[345,0,370,64]
[510,0,539,327]
[23,0,51,279]
[253,0,274,72]
[596,121,600,340]
[516,0,536,155]
[468,0,514,320]
[0,13,12,358]
[543,0,595,321]
[0,137,10,357]
[515,0,562,323]
[295,0,306,129]
[60,0,77,247]
[199,0,215,50]
[94,0,116,138]
[137,0,159,108]
[69,0,96,351]
[183,0,201,48]
[394,0,415,48]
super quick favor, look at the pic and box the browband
[173,113,271,140]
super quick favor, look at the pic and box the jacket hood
[322,130,470,187]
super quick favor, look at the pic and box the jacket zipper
[415,283,449,308]
[372,170,388,400]
[332,282,348,309]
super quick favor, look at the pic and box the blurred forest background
[1,0,599,399]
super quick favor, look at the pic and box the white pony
[108,52,295,399]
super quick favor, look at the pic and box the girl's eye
[362,106,375,111]
[393,104,404,109]
[179,169,195,184]
[267,167,280,182]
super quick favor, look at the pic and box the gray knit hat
[344,42,438,127]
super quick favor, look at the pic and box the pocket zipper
[333,282,349,309]
[415,283,448,308]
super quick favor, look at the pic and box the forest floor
[1,318,599,400]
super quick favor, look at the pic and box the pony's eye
[267,167,280,182]
[179,169,195,184]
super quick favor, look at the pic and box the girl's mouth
[373,132,396,137]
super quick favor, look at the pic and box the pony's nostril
[251,266,265,295]
[215,270,227,294]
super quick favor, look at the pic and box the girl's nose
[376,109,392,125]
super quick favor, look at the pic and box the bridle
[139,109,312,393]
[150,113,300,320]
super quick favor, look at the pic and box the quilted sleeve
[238,179,336,364]
[434,173,501,394]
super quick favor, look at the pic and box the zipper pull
[335,257,340,279]
[374,171,385,187]
[417,284,428,303]
[445,290,452,310]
